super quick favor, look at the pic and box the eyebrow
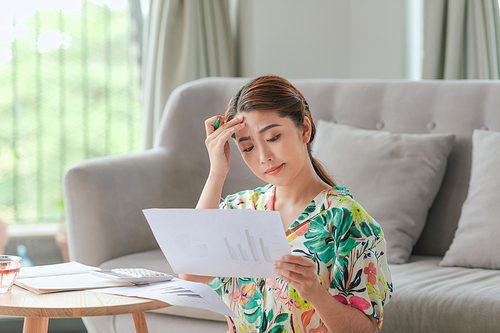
[238,124,282,143]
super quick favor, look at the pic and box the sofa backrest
[156,77,500,257]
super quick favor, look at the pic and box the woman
[180,75,392,332]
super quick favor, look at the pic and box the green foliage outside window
[0,0,143,225]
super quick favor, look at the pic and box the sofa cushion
[383,255,500,333]
[440,130,500,269]
[100,249,226,322]
[312,120,455,264]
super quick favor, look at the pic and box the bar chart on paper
[143,208,292,278]
[224,229,273,262]
[93,278,237,317]
[156,285,203,298]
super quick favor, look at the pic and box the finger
[213,116,228,131]
[213,126,238,152]
[205,116,221,136]
[218,116,245,132]
[210,123,245,154]
[276,255,315,268]
[206,118,243,145]
[280,255,314,263]
[275,264,315,281]
[277,274,297,286]
[275,267,305,285]
[206,116,244,137]
[206,121,244,163]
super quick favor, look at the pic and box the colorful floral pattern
[208,184,392,332]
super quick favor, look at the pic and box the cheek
[241,152,258,170]
[280,138,301,156]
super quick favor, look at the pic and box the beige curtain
[142,0,235,149]
[423,0,500,79]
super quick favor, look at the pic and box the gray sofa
[63,78,500,333]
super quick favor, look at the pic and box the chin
[256,174,279,185]
[261,175,290,187]
[254,166,292,186]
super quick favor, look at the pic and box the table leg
[132,312,149,333]
[23,317,49,333]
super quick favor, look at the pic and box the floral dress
[208,184,392,332]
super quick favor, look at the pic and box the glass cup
[0,255,22,293]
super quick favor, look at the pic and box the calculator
[91,268,174,284]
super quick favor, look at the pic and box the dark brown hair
[225,75,335,187]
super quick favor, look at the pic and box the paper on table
[143,209,292,278]
[15,273,132,294]
[92,278,236,317]
[18,261,98,279]
[15,262,132,294]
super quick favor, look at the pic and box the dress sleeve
[329,205,393,331]
[207,276,223,296]
[219,192,238,209]
[219,199,228,209]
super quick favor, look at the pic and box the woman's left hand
[274,255,323,303]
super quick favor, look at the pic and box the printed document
[143,209,292,278]
[93,278,236,317]
[15,262,132,294]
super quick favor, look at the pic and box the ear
[302,116,312,144]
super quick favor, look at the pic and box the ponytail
[311,155,336,187]
[305,106,336,187]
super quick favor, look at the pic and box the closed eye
[268,134,281,142]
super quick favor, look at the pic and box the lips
[265,164,284,176]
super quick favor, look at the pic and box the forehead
[238,110,283,124]
[234,111,295,141]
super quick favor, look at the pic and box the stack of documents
[15,261,132,294]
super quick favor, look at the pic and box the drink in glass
[0,255,22,293]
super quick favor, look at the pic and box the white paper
[15,273,132,294]
[15,262,131,294]
[143,209,291,278]
[18,261,99,279]
[92,278,236,317]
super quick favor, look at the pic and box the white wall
[235,0,409,79]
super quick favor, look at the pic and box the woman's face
[233,110,312,186]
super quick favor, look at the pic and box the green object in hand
[214,118,221,130]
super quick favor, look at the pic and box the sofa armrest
[63,148,200,266]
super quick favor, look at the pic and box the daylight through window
[0,0,143,227]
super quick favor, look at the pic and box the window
[0,0,143,230]
[405,0,424,80]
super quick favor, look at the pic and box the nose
[260,144,273,164]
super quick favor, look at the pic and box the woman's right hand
[204,115,245,178]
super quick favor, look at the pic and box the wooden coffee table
[0,285,170,333]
